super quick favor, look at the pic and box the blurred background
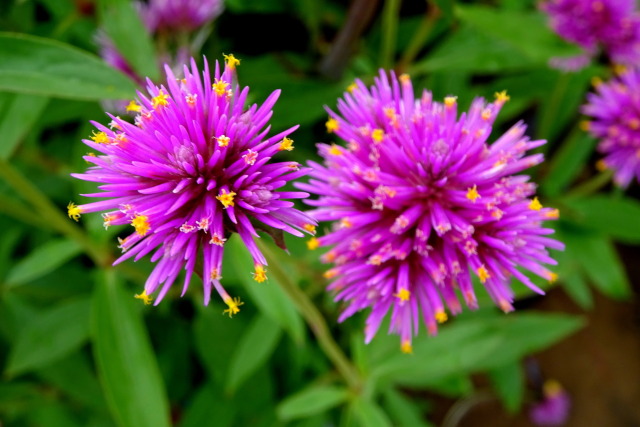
[0,0,639,426]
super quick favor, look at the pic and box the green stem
[380,0,401,70]
[566,169,613,199]
[0,159,111,267]
[257,240,362,391]
[397,4,439,73]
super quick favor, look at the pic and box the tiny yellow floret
[595,159,608,171]
[212,79,229,97]
[401,340,413,354]
[466,185,481,202]
[543,379,563,397]
[253,264,267,283]
[477,265,490,284]
[134,291,153,305]
[548,272,558,284]
[224,53,241,69]
[494,90,510,104]
[326,117,340,133]
[529,197,543,211]
[444,96,457,108]
[394,288,411,301]
[347,82,358,93]
[435,310,448,323]
[307,237,319,250]
[216,190,236,208]
[125,100,142,112]
[328,144,343,156]
[152,90,170,108]
[613,63,627,75]
[67,202,82,222]
[579,120,591,132]
[216,135,230,147]
[371,128,384,143]
[132,215,150,236]
[278,137,294,151]
[90,131,110,144]
[591,76,603,87]
[303,223,317,234]
[323,268,338,279]
[223,296,243,317]
[399,73,411,85]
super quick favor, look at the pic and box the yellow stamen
[466,185,480,202]
[595,159,608,171]
[394,288,410,302]
[477,265,490,283]
[435,310,448,323]
[211,269,222,280]
[307,237,319,250]
[223,295,243,317]
[326,117,339,133]
[545,208,560,219]
[371,128,384,143]
[529,197,543,211]
[328,144,343,156]
[151,90,169,108]
[278,137,294,151]
[216,190,236,208]
[579,120,591,131]
[224,53,241,69]
[131,215,150,236]
[481,109,492,121]
[209,234,227,246]
[340,218,352,228]
[303,223,316,234]
[67,202,82,222]
[212,79,229,97]
[548,272,558,284]
[216,135,230,147]
[125,100,141,113]
[494,90,510,104]
[444,96,457,108]
[613,63,627,75]
[253,264,267,283]
[347,82,358,93]
[134,291,153,305]
[543,379,563,397]
[401,339,413,354]
[399,73,411,85]
[323,268,338,279]
[90,131,110,144]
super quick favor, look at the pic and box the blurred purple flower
[299,71,563,351]
[582,68,640,187]
[540,0,640,68]
[139,0,224,33]
[69,56,314,312]
[529,380,571,426]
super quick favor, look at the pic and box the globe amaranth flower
[69,55,314,314]
[582,68,640,187]
[139,0,224,34]
[299,71,563,352]
[529,380,571,426]
[540,0,640,69]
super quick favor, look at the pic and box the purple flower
[139,0,224,33]
[540,0,640,68]
[582,68,640,187]
[69,56,314,313]
[299,71,563,351]
[529,380,571,426]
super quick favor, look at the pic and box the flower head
[70,56,314,307]
[300,71,563,349]
[582,68,640,187]
[529,380,571,426]
[139,0,224,34]
[540,0,640,68]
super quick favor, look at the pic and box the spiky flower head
[70,56,314,311]
[300,71,563,351]
[540,0,640,69]
[582,68,640,187]
[139,0,224,33]
[529,380,571,426]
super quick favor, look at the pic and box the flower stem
[565,169,613,199]
[257,240,363,391]
[380,0,401,70]
[0,159,112,267]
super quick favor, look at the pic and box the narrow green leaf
[383,388,432,427]
[6,238,81,287]
[98,0,159,81]
[351,398,393,427]
[6,298,91,376]
[0,32,137,100]
[542,132,597,197]
[277,385,349,421]
[91,270,171,427]
[562,229,631,299]
[226,235,305,344]
[227,314,282,393]
[564,196,640,244]
[489,361,524,413]
[561,271,593,309]
[0,92,49,159]
[179,384,236,427]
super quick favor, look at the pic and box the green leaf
[6,238,81,287]
[351,398,393,427]
[179,383,236,427]
[564,196,640,244]
[371,312,583,386]
[6,298,91,376]
[227,314,282,393]
[226,235,305,345]
[561,270,593,309]
[91,270,171,427]
[561,228,631,299]
[489,361,524,413]
[277,385,349,421]
[98,0,159,81]
[383,388,432,427]
[0,92,49,159]
[541,132,597,197]
[0,32,137,100]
